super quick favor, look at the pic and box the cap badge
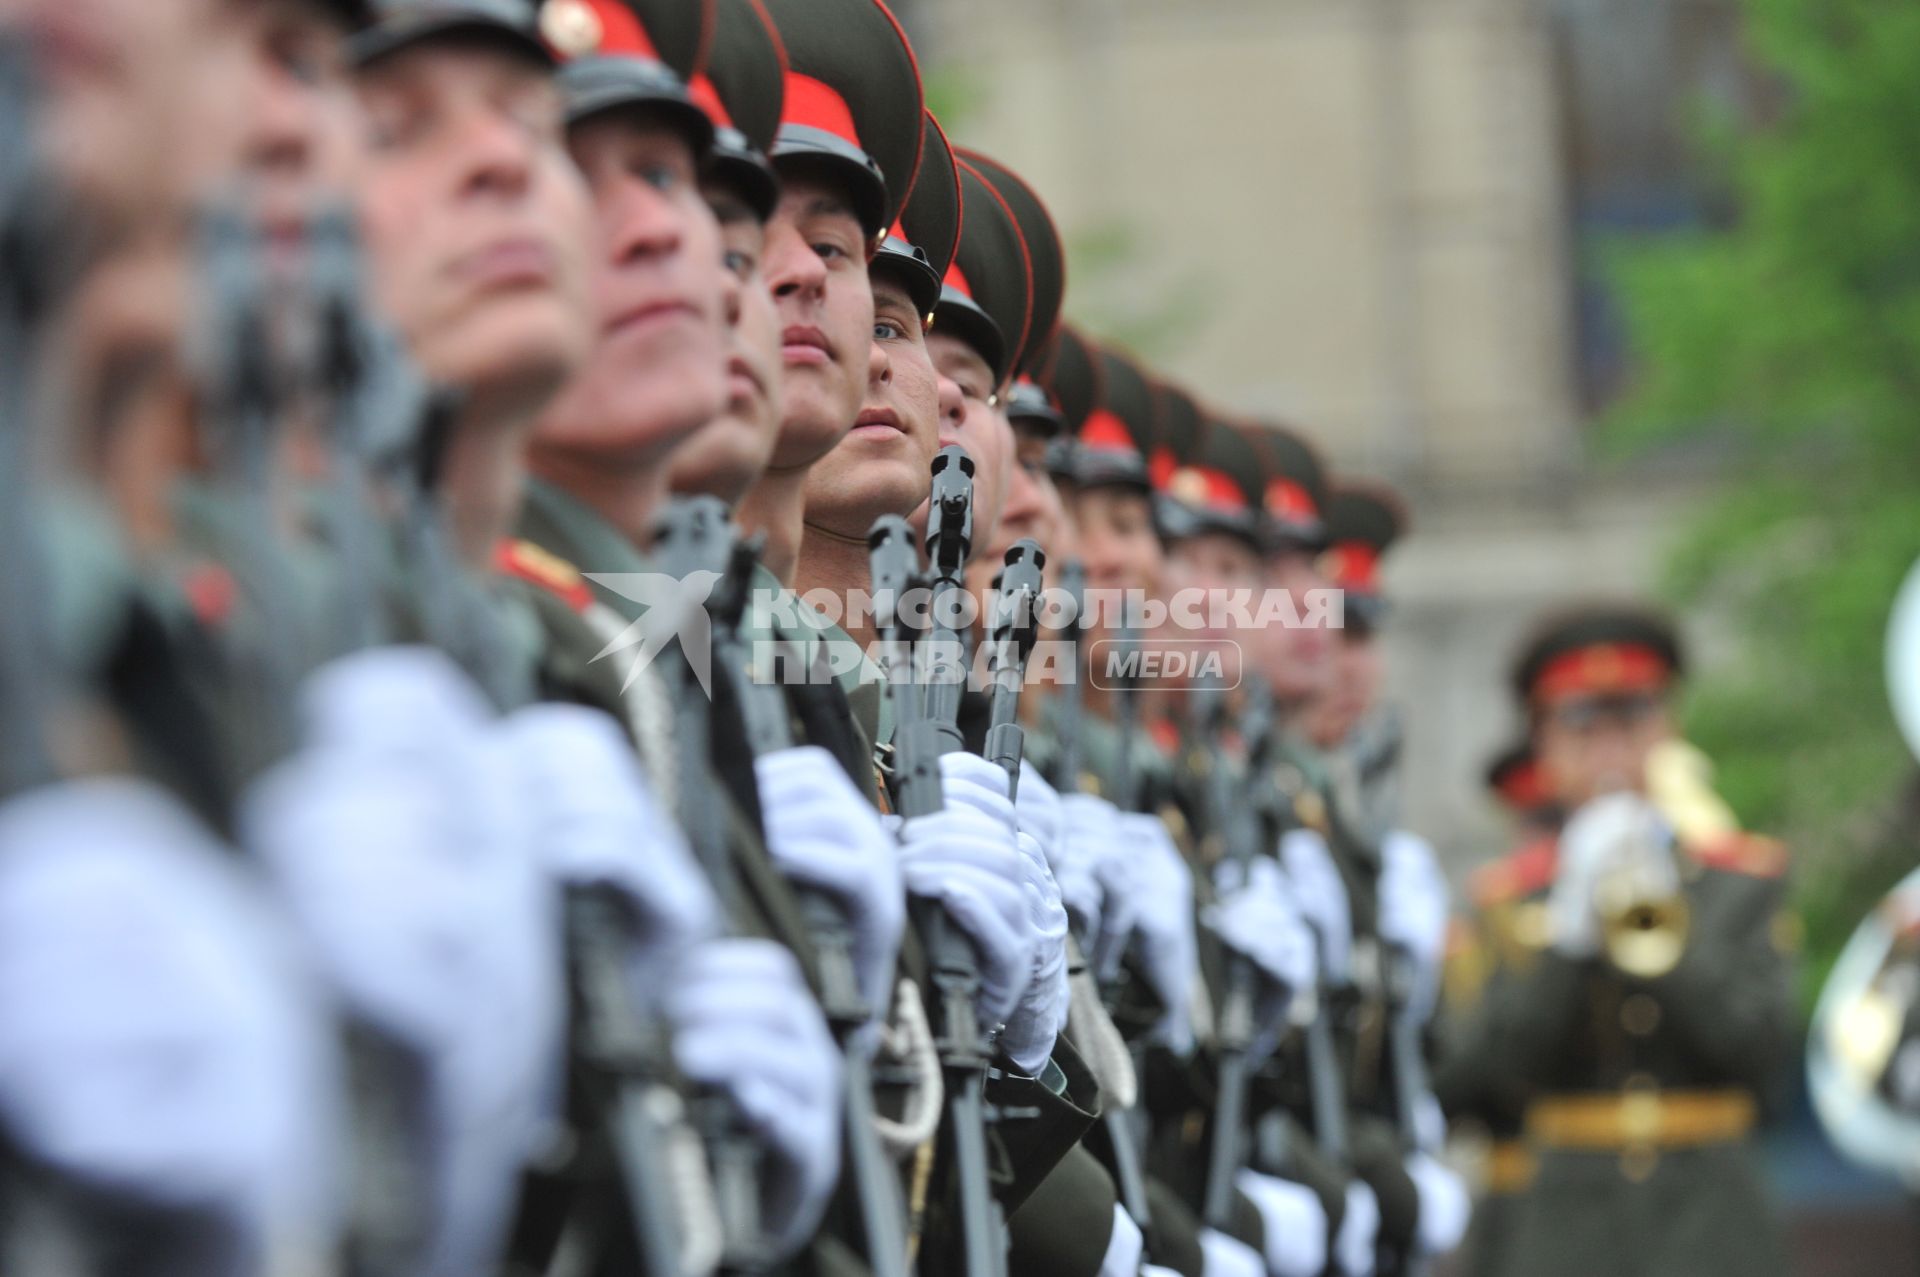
[539,0,601,55]
[1170,467,1210,506]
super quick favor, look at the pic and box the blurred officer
[1465,607,1794,1277]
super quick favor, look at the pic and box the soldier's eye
[633,161,683,192]
[875,318,906,341]
[723,248,757,280]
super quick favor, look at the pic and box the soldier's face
[1536,692,1673,808]
[176,0,362,232]
[761,174,873,471]
[802,272,944,541]
[356,38,592,415]
[1258,548,1335,704]
[990,426,1066,562]
[922,330,1009,552]
[1071,485,1163,619]
[10,0,355,250]
[6,0,199,236]
[1305,630,1383,749]
[1165,530,1261,683]
[534,109,727,468]
[667,186,782,505]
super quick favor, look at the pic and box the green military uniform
[1453,609,1795,1277]
[1434,743,1560,1277]
[1435,836,1550,1277]
[1462,831,1793,1277]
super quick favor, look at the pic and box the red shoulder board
[494,538,594,613]
[1686,831,1788,880]
[1471,835,1559,908]
[179,561,238,628]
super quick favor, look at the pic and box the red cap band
[1265,477,1319,524]
[944,260,973,298]
[1532,642,1671,705]
[1167,465,1248,514]
[783,72,861,150]
[1080,407,1140,456]
[1322,542,1380,593]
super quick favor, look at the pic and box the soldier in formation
[0,2,1794,1276]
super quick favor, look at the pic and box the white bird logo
[583,570,724,699]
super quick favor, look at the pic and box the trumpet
[1591,743,1724,978]
[1594,842,1691,979]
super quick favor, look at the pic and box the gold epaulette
[1685,831,1788,880]
[1470,835,1559,909]
[494,537,594,612]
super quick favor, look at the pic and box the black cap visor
[1158,498,1263,551]
[1008,385,1063,440]
[773,125,888,239]
[559,55,715,154]
[872,236,941,318]
[706,127,779,222]
[932,287,1009,388]
[1265,514,1329,558]
[1071,447,1153,495]
[349,6,552,68]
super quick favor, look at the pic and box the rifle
[192,202,310,779]
[1045,560,1154,1234]
[649,499,778,1277]
[921,446,974,750]
[1051,559,1089,798]
[667,496,911,1277]
[304,205,404,657]
[0,38,59,798]
[980,540,1045,793]
[1197,676,1278,1231]
[867,505,1005,1277]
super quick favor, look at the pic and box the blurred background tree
[1606,0,1920,1005]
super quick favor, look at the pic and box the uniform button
[1621,993,1662,1037]
[1620,1144,1659,1183]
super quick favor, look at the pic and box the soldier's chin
[422,300,590,417]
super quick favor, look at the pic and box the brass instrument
[1593,841,1691,978]
[1593,742,1726,979]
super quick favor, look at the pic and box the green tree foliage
[1607,0,1920,1003]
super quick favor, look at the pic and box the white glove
[245,652,564,1277]
[1000,828,1071,1072]
[898,804,1039,1026]
[297,644,492,754]
[1056,792,1124,948]
[937,749,1019,835]
[1335,1181,1380,1277]
[0,779,343,1263]
[664,939,842,1255]
[1067,798,1136,975]
[1015,761,1063,850]
[1281,828,1352,983]
[1096,1202,1145,1277]
[1548,792,1677,958]
[1405,1151,1471,1256]
[1378,830,1450,1021]
[502,703,719,990]
[1120,813,1200,1053]
[1207,857,1317,1051]
[1236,1168,1330,1277]
[755,745,906,1019]
[1199,1227,1266,1277]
